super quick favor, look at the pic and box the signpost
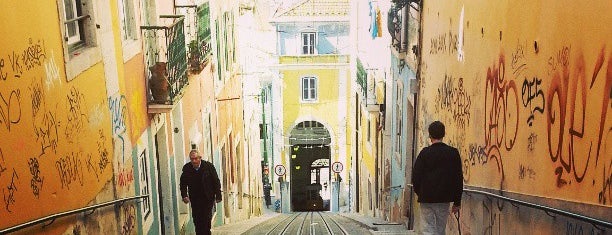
[274,165,286,176]
[331,162,343,173]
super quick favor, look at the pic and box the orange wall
[0,33,113,232]
[418,0,610,233]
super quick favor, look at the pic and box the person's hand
[182,197,190,204]
[215,198,222,203]
[452,205,461,215]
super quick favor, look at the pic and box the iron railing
[141,15,188,104]
[462,188,611,229]
[404,184,611,229]
[0,195,149,234]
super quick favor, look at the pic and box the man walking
[412,121,463,235]
[180,150,222,235]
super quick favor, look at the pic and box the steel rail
[0,195,149,234]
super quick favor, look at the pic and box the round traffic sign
[274,165,286,176]
[331,162,343,173]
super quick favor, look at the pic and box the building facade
[0,0,260,234]
[270,0,352,213]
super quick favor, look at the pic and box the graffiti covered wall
[418,0,611,231]
[0,1,115,231]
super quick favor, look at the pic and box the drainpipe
[408,0,425,230]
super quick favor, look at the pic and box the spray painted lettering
[108,95,128,162]
[65,86,87,143]
[548,46,571,76]
[511,41,527,76]
[430,31,458,55]
[0,89,22,131]
[44,51,60,90]
[117,163,134,188]
[55,152,84,190]
[484,55,520,182]
[598,161,612,205]
[28,157,44,198]
[527,133,538,152]
[437,75,471,129]
[121,204,136,235]
[3,169,18,213]
[519,164,536,180]
[522,77,545,126]
[0,149,6,178]
[7,38,47,78]
[546,48,611,187]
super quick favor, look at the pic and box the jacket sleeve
[179,165,188,198]
[453,148,463,206]
[209,162,222,201]
[412,149,424,196]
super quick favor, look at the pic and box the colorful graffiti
[546,48,611,188]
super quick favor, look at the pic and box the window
[138,150,151,219]
[119,0,137,41]
[301,76,317,101]
[118,0,141,61]
[301,32,316,54]
[59,0,101,80]
[367,118,371,143]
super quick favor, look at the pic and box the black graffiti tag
[55,153,84,190]
[521,77,545,126]
[0,89,22,131]
[65,87,87,143]
[3,169,19,213]
[28,157,44,198]
[0,149,6,178]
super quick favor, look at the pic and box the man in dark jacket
[180,150,222,235]
[412,121,463,235]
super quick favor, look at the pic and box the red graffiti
[117,163,134,188]
[484,54,520,181]
[546,48,611,188]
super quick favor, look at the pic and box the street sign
[274,165,286,176]
[331,162,343,173]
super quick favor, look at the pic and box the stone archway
[289,120,331,211]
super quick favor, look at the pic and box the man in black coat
[180,150,222,235]
[412,121,463,235]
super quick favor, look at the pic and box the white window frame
[118,0,141,61]
[138,150,151,219]
[58,0,102,81]
[301,32,316,55]
[301,76,318,102]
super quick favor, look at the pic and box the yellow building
[270,0,351,212]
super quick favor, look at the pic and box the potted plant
[149,62,170,103]
[188,40,203,72]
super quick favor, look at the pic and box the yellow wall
[0,1,114,230]
[282,68,340,142]
[418,0,611,231]
[123,56,149,143]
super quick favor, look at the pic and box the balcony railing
[176,3,212,72]
[141,15,188,112]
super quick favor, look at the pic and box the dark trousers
[191,200,214,235]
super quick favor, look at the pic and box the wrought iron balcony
[176,3,212,73]
[141,15,188,113]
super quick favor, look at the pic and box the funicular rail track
[264,212,349,235]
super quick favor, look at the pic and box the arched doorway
[289,121,331,211]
